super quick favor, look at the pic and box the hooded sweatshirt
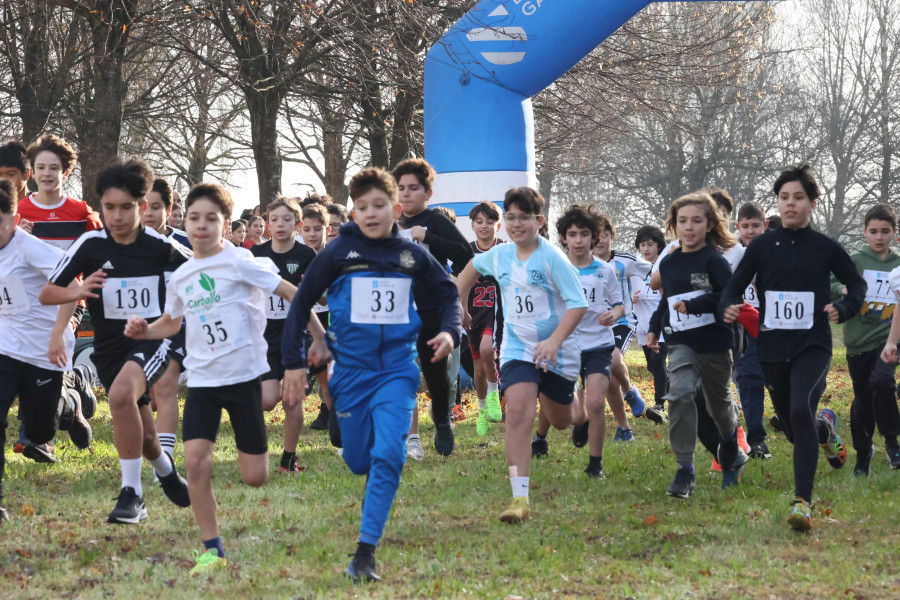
[830,244,900,355]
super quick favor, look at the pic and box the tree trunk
[245,88,283,212]
[322,117,349,206]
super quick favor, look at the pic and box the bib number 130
[351,277,411,324]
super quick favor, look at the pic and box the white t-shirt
[633,271,664,344]
[575,258,622,351]
[165,242,281,387]
[889,265,900,300]
[0,229,75,371]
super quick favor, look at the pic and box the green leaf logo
[199,273,215,292]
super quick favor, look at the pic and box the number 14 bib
[351,277,411,324]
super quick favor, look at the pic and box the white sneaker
[406,436,424,461]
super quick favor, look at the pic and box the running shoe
[787,497,812,531]
[749,441,772,459]
[854,444,874,477]
[612,426,635,443]
[23,442,56,463]
[721,450,749,489]
[817,409,846,469]
[717,429,740,473]
[485,390,503,422]
[406,436,424,461]
[531,435,549,458]
[624,388,646,418]
[65,389,93,450]
[584,463,605,480]
[452,404,467,422]
[645,403,667,424]
[280,455,301,473]
[309,404,329,431]
[434,423,454,457]
[475,411,490,436]
[73,365,97,420]
[190,548,227,575]
[499,497,530,524]
[666,466,696,499]
[886,441,900,470]
[14,422,28,454]
[345,550,379,583]
[770,414,785,432]
[155,453,191,507]
[737,426,751,453]
[0,504,8,523]
[107,487,147,524]
[571,421,589,448]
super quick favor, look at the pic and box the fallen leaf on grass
[643,516,657,526]
[286,544,297,555]
[698,569,711,576]
[20,505,34,516]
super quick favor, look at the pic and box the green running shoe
[485,391,502,422]
[476,411,491,436]
[190,548,226,575]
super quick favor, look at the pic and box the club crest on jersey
[286,263,299,275]
[529,270,544,285]
[400,250,415,269]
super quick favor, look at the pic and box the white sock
[407,434,420,444]
[510,476,529,502]
[120,458,143,498]
[147,452,173,477]
[478,397,486,410]
[487,381,499,395]
[158,433,176,459]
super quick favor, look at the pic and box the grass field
[3,342,900,599]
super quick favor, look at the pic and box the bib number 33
[351,277,411,324]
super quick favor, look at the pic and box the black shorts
[612,325,636,352]
[182,378,268,454]
[261,344,285,382]
[499,360,576,406]
[167,329,187,369]
[580,345,614,384]
[466,326,494,359]
[0,354,64,444]
[94,339,171,407]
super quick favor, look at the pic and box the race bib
[667,290,715,332]
[580,275,601,308]
[764,291,814,330]
[863,270,894,305]
[186,306,248,358]
[0,276,30,315]
[350,277,411,324]
[265,293,290,320]
[504,285,551,322]
[103,276,161,319]
[743,282,760,308]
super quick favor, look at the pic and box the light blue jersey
[605,250,652,328]
[473,237,587,380]
[575,258,623,351]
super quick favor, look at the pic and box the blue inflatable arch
[424,0,764,235]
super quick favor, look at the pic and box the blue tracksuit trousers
[734,334,767,445]
[330,362,419,547]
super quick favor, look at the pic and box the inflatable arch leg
[424,0,765,237]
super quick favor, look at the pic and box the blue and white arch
[424,0,766,237]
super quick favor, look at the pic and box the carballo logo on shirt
[187,272,220,309]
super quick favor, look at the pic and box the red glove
[736,302,759,337]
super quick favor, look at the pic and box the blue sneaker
[624,388,646,418]
[612,426,635,443]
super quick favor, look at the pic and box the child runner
[457,187,587,523]
[0,179,92,522]
[647,192,748,498]
[467,201,506,436]
[559,205,623,478]
[831,204,900,475]
[40,157,192,524]
[394,158,473,458]
[299,203,335,433]
[141,178,191,464]
[125,183,325,573]
[589,217,650,444]
[281,167,459,581]
[243,215,267,248]
[231,220,247,247]
[252,198,317,472]
[432,205,466,422]
[326,203,349,244]
[721,163,865,530]
[632,225,668,421]
[734,202,770,459]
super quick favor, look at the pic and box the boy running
[40,157,191,524]
[466,201,505,436]
[632,225,668,420]
[831,204,900,475]
[721,163,865,530]
[457,187,588,524]
[252,198,317,472]
[125,183,323,573]
[281,167,459,581]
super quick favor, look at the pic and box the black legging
[761,346,832,503]
[416,309,451,427]
[847,348,900,452]
[642,343,669,406]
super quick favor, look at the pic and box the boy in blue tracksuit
[281,167,460,583]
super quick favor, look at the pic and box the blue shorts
[580,345,614,385]
[612,325,636,352]
[499,359,576,406]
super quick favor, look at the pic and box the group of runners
[2,133,900,581]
